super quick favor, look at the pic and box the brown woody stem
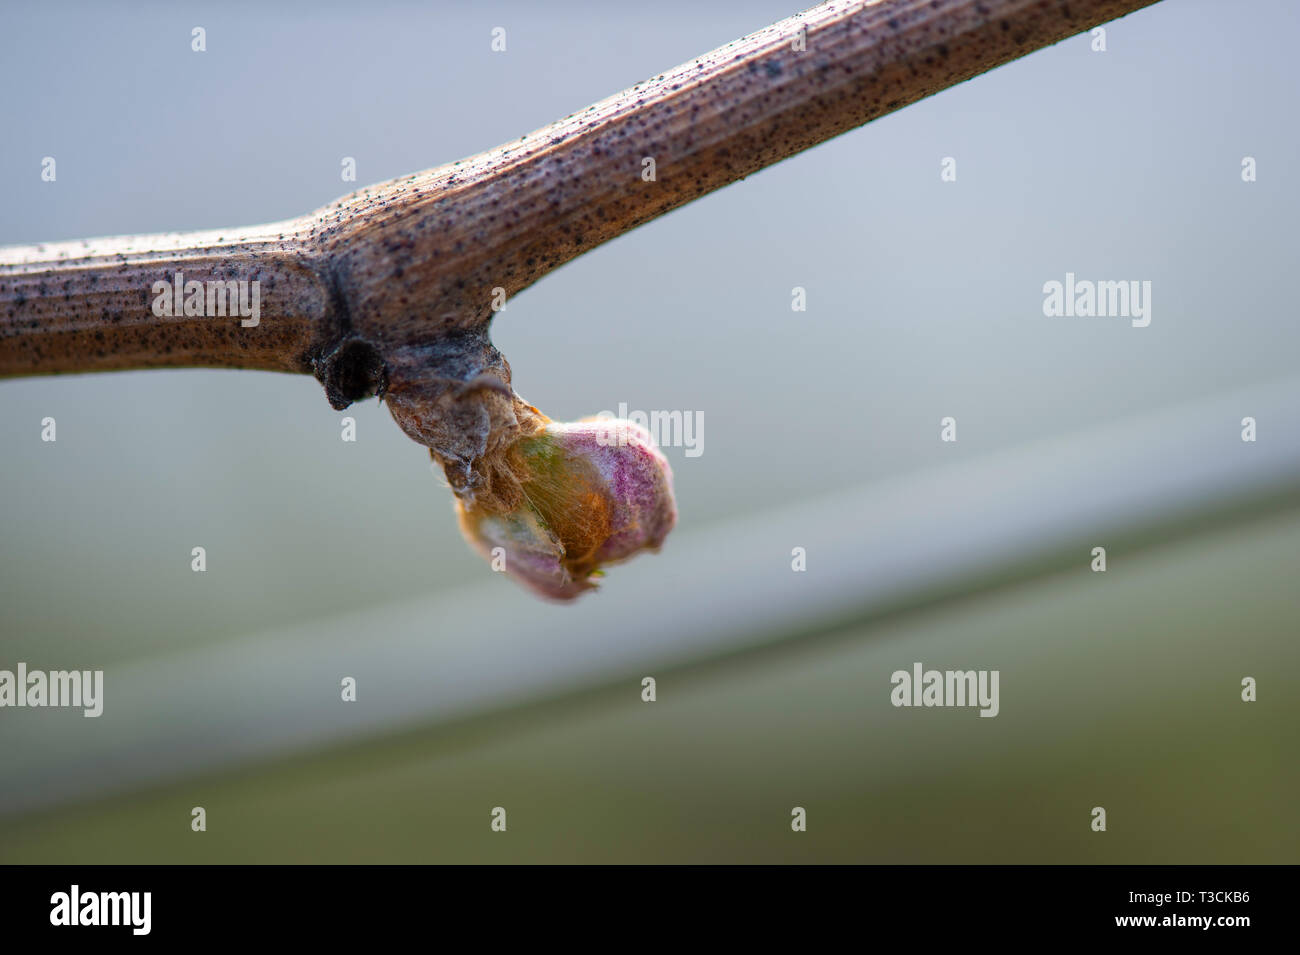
[0,0,1159,481]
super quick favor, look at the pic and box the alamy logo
[151,271,261,327]
[1042,272,1151,328]
[0,663,103,717]
[50,885,151,935]
[890,662,999,717]
[595,403,703,457]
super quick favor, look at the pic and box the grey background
[1,0,1297,862]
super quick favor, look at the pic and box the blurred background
[0,0,1297,862]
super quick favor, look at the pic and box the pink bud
[455,417,676,600]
